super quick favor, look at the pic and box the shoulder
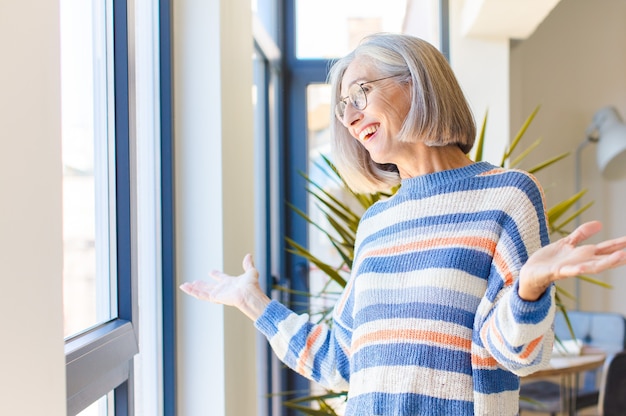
[475,167,545,203]
[476,166,542,189]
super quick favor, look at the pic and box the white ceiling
[461,0,563,39]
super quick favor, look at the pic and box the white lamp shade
[593,107,626,180]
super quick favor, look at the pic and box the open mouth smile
[358,124,379,141]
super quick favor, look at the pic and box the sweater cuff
[254,300,293,338]
[510,280,554,324]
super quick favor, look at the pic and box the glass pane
[305,83,352,414]
[306,83,347,308]
[252,0,279,45]
[252,48,269,275]
[77,393,114,416]
[61,0,116,338]
[295,0,408,59]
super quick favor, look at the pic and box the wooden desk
[525,352,606,379]
[523,350,606,416]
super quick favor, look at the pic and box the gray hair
[328,33,476,194]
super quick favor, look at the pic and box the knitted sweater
[255,162,556,415]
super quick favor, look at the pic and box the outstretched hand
[179,254,271,321]
[518,221,626,301]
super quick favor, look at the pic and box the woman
[180,34,626,415]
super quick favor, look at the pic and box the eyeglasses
[335,75,402,121]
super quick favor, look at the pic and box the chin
[367,151,392,166]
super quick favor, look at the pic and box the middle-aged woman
[180,33,626,415]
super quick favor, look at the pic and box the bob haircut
[328,33,476,194]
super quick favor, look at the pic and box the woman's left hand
[518,221,626,301]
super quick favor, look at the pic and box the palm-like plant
[278,107,609,414]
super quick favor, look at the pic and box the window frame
[253,8,286,415]
[64,0,139,414]
[279,0,450,413]
[159,0,176,413]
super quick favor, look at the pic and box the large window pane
[305,83,346,315]
[305,82,351,414]
[252,0,279,45]
[61,0,116,338]
[63,0,151,414]
[295,0,445,59]
[295,0,408,59]
[77,393,113,416]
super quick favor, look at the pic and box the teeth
[359,125,378,141]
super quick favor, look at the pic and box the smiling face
[338,57,413,167]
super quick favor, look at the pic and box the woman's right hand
[179,253,271,321]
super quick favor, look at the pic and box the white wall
[173,0,259,415]
[510,0,626,313]
[0,1,66,415]
[449,0,511,165]
[449,0,626,314]
[404,0,512,164]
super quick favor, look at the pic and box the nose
[341,103,362,127]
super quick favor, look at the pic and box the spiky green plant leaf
[473,110,488,162]
[526,152,570,174]
[500,105,540,166]
[285,237,348,288]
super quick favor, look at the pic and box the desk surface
[524,350,606,379]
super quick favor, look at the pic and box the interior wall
[173,0,259,415]
[0,1,66,415]
[510,0,626,313]
[448,0,511,165]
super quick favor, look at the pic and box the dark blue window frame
[159,0,177,414]
[281,4,328,406]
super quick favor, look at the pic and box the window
[280,0,447,414]
[61,0,116,342]
[62,0,166,414]
[62,0,137,414]
[253,1,284,414]
[294,0,408,59]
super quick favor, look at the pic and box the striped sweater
[256,162,556,415]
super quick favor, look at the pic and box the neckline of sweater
[397,161,496,195]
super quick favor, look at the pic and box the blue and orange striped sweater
[256,162,556,415]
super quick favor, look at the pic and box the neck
[397,144,473,179]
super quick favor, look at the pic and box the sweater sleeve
[254,299,352,391]
[473,172,556,377]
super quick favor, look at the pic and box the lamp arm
[573,135,594,310]
[574,136,593,224]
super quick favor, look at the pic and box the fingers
[565,221,626,258]
[564,221,603,246]
[597,250,626,271]
[559,250,626,278]
[209,269,228,281]
[179,280,215,300]
[595,235,626,255]
[242,253,255,271]
[179,282,192,294]
[180,254,257,302]
[179,281,196,297]
[206,254,255,280]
